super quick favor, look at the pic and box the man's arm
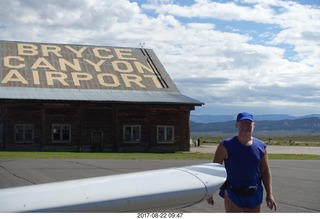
[260,149,277,211]
[207,143,227,205]
[213,143,227,164]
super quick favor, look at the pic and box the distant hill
[190,117,320,135]
[190,115,236,123]
[191,114,320,123]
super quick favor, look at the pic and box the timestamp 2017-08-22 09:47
[137,213,183,218]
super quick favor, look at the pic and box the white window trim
[157,125,174,143]
[14,124,34,143]
[52,124,71,143]
[123,125,141,143]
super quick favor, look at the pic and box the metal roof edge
[0,39,148,50]
[0,87,204,106]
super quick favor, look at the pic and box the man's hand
[266,195,277,211]
[207,196,214,205]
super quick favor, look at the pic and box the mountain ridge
[190,116,320,134]
[191,114,320,123]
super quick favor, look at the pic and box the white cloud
[0,0,319,116]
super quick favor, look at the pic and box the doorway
[91,131,103,152]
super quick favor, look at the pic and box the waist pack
[221,181,259,197]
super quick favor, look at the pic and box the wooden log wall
[0,100,193,152]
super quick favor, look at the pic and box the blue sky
[0,0,319,116]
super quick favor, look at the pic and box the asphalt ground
[190,144,320,155]
[0,151,319,213]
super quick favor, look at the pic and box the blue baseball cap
[237,112,254,122]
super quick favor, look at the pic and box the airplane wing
[0,162,226,212]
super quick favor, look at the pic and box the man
[207,112,277,212]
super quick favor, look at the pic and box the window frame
[123,125,141,143]
[52,124,71,143]
[14,124,34,143]
[157,125,174,143]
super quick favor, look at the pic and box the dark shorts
[219,183,263,209]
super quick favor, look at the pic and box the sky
[0,0,319,116]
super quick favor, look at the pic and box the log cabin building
[0,40,203,152]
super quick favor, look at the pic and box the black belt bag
[221,181,259,197]
[228,184,258,197]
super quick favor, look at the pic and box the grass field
[194,136,320,147]
[0,151,319,160]
[1,136,319,160]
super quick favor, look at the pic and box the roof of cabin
[0,40,203,106]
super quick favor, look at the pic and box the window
[123,125,141,143]
[157,125,174,143]
[52,124,71,143]
[14,124,34,143]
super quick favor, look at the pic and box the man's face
[236,120,255,133]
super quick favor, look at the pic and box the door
[91,131,103,152]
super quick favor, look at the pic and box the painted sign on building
[0,41,168,90]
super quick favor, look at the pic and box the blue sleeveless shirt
[221,136,266,186]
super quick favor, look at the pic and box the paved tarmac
[190,144,320,155]
[0,156,319,213]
